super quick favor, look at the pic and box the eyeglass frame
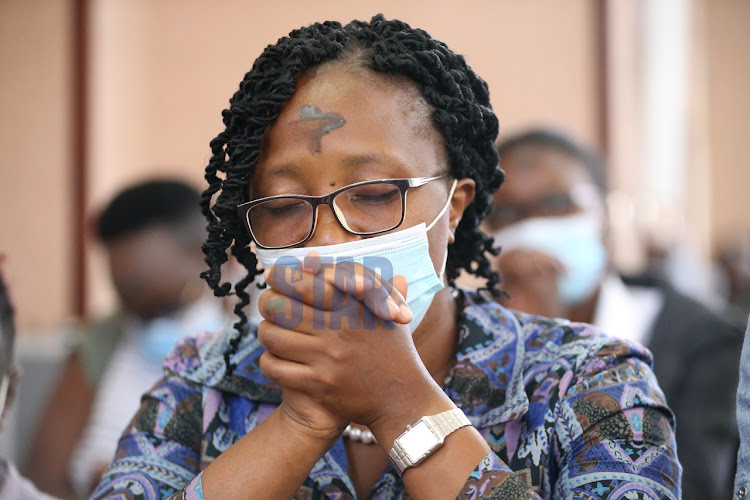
[236,175,448,249]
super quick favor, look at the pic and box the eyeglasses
[486,192,578,228]
[237,175,447,249]
[486,184,602,228]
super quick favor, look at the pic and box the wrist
[367,378,456,450]
[276,403,344,447]
[388,408,474,476]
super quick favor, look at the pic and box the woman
[92,16,680,499]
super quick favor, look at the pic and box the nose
[305,205,360,247]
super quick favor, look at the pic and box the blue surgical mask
[254,180,456,332]
[139,317,185,365]
[138,298,229,364]
[490,212,607,305]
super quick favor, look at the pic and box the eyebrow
[340,152,406,170]
[266,164,299,178]
[265,153,406,176]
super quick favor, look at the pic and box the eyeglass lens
[248,182,404,248]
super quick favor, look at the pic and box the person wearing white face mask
[25,180,231,499]
[484,127,742,500]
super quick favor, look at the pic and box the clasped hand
[256,253,426,443]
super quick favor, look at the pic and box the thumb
[390,274,412,324]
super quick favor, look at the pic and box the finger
[258,288,323,332]
[264,254,412,323]
[391,274,413,323]
[256,320,320,365]
[361,275,412,325]
[258,351,317,392]
[314,259,411,323]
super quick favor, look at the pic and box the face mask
[138,298,229,364]
[490,212,607,305]
[254,180,456,332]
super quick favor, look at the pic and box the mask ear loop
[425,179,458,279]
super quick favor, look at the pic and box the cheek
[426,220,451,275]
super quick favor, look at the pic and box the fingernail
[399,303,413,322]
[386,297,400,319]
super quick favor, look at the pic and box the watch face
[400,421,440,461]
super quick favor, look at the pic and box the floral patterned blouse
[91,290,681,499]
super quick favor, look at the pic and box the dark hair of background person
[95,179,203,245]
[199,15,505,373]
[496,127,608,195]
[0,267,15,374]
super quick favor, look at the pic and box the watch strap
[389,408,471,475]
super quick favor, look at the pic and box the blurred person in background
[0,264,58,499]
[484,128,743,500]
[715,238,750,319]
[24,180,230,499]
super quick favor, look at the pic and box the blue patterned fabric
[91,290,681,499]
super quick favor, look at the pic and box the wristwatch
[388,408,471,475]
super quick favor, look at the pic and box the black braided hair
[200,15,504,374]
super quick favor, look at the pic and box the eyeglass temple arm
[407,174,448,188]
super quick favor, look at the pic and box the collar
[593,274,663,346]
[168,290,530,428]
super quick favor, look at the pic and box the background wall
[705,0,750,248]
[0,0,73,331]
[0,0,748,331]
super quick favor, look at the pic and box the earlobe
[448,178,476,244]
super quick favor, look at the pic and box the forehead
[253,64,444,188]
[496,145,592,201]
[106,227,192,273]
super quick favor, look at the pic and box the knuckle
[257,322,278,352]
[258,352,277,380]
[317,369,338,390]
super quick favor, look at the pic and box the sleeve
[734,315,750,500]
[554,339,682,499]
[89,372,205,500]
[458,452,540,499]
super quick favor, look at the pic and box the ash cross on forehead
[293,104,346,154]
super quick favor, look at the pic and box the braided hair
[200,15,504,373]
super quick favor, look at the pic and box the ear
[447,178,476,244]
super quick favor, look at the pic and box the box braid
[200,15,504,373]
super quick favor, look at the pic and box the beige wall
[85,0,601,317]
[0,0,72,330]
[705,0,750,249]
[14,1,748,328]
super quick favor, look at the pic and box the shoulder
[460,289,653,373]
[74,313,125,387]
[162,322,273,391]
